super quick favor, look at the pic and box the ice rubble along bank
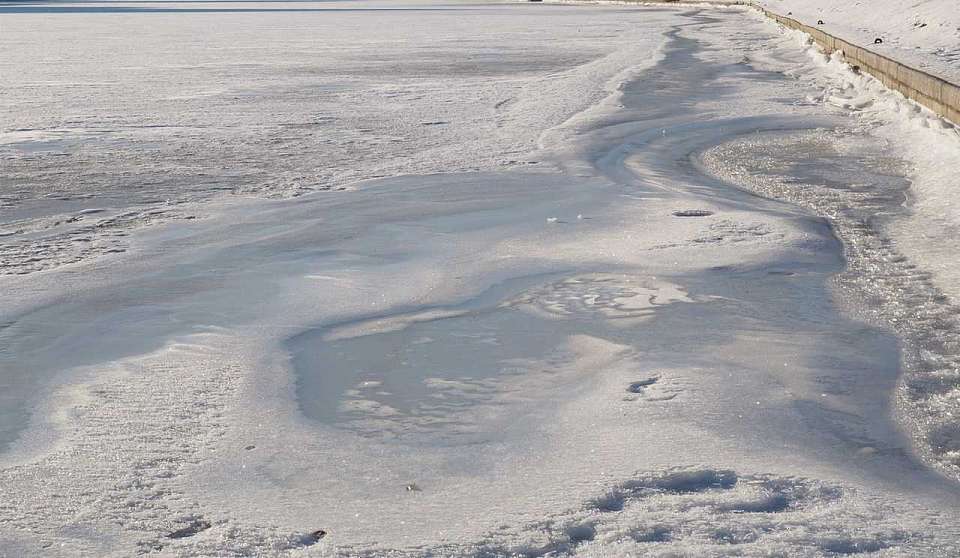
[789,30,960,483]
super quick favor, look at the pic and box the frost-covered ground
[3,1,960,557]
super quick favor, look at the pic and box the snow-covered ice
[2,1,960,556]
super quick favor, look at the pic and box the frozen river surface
[2,1,960,556]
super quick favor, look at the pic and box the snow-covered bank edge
[544,0,960,127]
[756,0,960,86]
[758,7,960,127]
[797,35,960,485]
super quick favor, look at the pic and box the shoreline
[545,0,960,126]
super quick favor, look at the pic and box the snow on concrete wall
[760,7,960,126]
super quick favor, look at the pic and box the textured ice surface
[0,0,670,274]
[291,273,691,440]
[701,22,960,483]
[2,2,960,557]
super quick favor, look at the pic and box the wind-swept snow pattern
[2,2,960,557]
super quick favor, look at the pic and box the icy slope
[759,0,960,83]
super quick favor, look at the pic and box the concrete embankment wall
[757,8,960,125]
[594,0,960,125]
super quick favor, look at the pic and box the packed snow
[2,1,960,557]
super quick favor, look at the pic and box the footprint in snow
[167,518,211,539]
[627,377,659,394]
[624,376,680,402]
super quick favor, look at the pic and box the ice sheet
[2,2,960,557]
